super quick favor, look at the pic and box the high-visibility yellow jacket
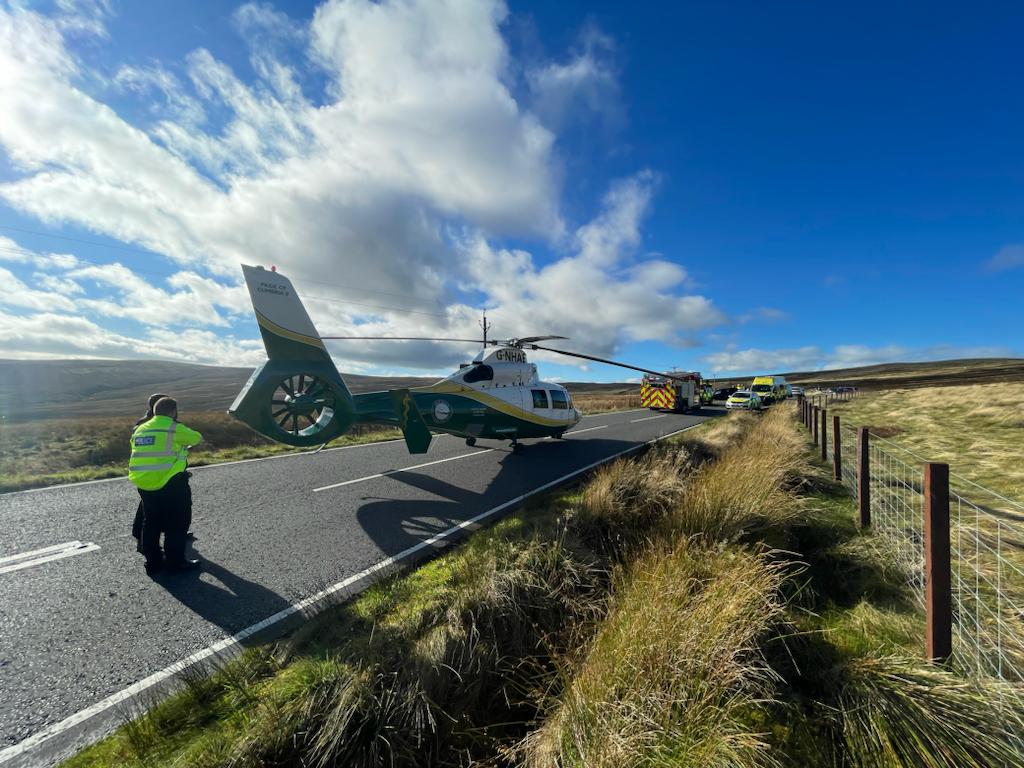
[128,415,202,491]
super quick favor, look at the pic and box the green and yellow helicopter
[229,264,697,454]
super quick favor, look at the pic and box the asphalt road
[0,406,720,764]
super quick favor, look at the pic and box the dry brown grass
[827,382,1024,501]
[519,542,787,768]
[572,392,642,414]
[672,409,809,541]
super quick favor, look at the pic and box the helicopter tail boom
[228,265,358,447]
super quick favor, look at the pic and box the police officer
[129,397,202,576]
[131,393,169,547]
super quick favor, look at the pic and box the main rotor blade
[531,344,699,382]
[511,335,569,346]
[319,336,486,343]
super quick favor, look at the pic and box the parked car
[713,386,739,400]
[726,390,762,410]
[791,385,805,397]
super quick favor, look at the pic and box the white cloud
[704,343,1016,376]
[115,64,207,127]
[984,245,1024,272]
[0,1,726,370]
[68,262,245,327]
[459,172,723,358]
[527,23,622,133]
[0,308,265,366]
[0,267,77,312]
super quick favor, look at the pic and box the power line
[0,224,159,257]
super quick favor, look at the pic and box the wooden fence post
[812,406,819,444]
[832,414,841,481]
[857,427,870,528]
[820,407,828,461]
[924,462,952,663]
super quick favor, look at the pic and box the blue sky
[0,0,1020,381]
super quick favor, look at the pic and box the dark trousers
[139,473,190,568]
[134,473,191,540]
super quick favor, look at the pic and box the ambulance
[749,375,789,405]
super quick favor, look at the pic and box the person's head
[153,397,178,420]
[146,392,170,417]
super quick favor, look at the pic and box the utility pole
[479,310,491,348]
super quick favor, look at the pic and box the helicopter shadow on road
[354,436,640,557]
[156,546,292,636]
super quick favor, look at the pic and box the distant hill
[0,359,640,423]
[0,359,438,423]
[781,358,1024,390]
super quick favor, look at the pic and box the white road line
[566,424,609,436]
[0,421,702,767]
[312,449,495,492]
[630,414,668,423]
[581,408,646,417]
[0,541,79,566]
[0,541,100,575]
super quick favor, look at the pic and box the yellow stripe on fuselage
[415,381,572,428]
[255,309,327,350]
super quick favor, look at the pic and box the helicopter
[229,264,701,454]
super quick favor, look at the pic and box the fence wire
[798,396,1024,691]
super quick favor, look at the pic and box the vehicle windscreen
[463,364,493,383]
[732,392,749,399]
[751,384,771,392]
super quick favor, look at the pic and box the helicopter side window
[531,389,549,408]
[549,390,569,410]
[463,364,493,383]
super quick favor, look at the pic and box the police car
[726,389,762,410]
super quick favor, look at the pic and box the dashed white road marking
[630,414,669,423]
[0,541,100,575]
[0,422,704,766]
[565,424,609,435]
[313,449,495,492]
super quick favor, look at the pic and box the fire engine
[640,370,703,412]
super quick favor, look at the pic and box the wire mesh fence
[798,396,1024,692]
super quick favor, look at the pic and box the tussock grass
[834,655,1024,768]
[571,413,753,560]
[519,542,787,768]
[673,410,806,541]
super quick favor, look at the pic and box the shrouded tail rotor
[272,373,336,438]
[229,265,356,447]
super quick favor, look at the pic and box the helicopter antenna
[479,310,492,348]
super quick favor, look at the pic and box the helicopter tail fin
[243,264,330,363]
[228,265,357,447]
